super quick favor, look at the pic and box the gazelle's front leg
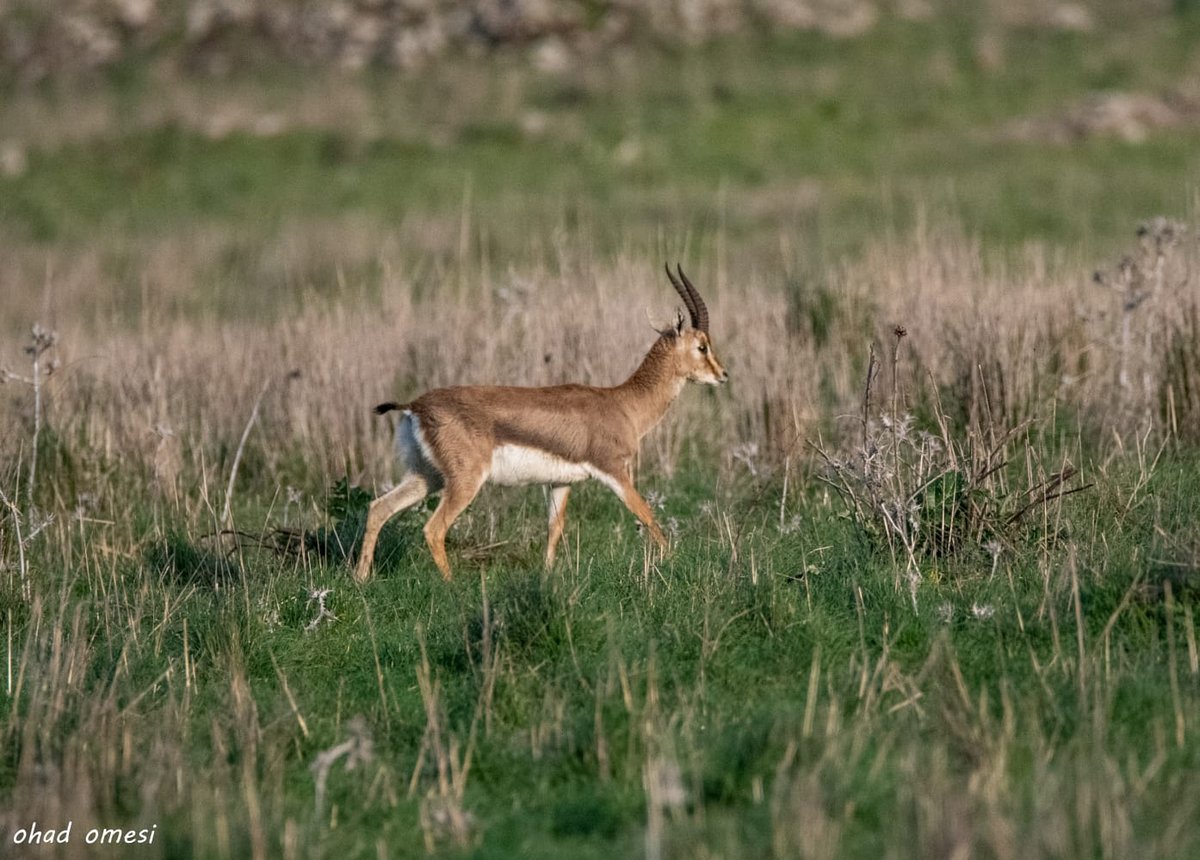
[596,466,668,551]
[545,485,571,567]
[355,474,430,583]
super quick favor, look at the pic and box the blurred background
[2,0,1199,484]
[3,0,1199,313]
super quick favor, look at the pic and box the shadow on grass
[144,531,242,587]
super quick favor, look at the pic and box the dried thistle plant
[813,327,1090,608]
[2,323,59,506]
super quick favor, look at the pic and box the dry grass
[2,218,1195,520]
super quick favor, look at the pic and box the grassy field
[3,10,1200,859]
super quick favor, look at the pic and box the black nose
[720,371,729,383]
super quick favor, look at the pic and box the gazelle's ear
[674,308,686,335]
[647,307,673,336]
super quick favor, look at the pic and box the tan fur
[354,271,728,582]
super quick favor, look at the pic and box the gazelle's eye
[698,344,708,354]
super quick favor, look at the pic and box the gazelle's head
[664,264,728,386]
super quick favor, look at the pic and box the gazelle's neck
[615,336,685,439]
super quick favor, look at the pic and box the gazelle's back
[407,383,633,473]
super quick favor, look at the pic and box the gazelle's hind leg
[355,473,429,583]
[423,472,487,581]
[545,485,571,568]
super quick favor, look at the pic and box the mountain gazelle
[354,264,728,583]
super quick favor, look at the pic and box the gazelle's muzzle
[697,362,728,385]
[707,354,729,385]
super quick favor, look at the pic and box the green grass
[3,449,1198,857]
[3,16,1200,263]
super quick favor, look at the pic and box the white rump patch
[489,444,591,487]
[396,412,441,475]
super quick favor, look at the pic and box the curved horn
[665,262,699,330]
[676,265,709,333]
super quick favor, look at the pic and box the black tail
[373,401,405,415]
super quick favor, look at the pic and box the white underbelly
[489,444,591,486]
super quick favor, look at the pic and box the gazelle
[354,264,727,582]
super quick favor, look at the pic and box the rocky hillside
[0,0,1120,83]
